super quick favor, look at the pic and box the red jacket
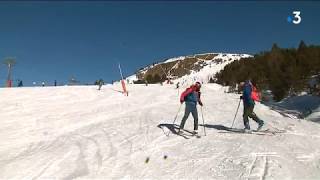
[180,85,203,105]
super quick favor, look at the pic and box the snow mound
[126,74,138,83]
[265,94,320,121]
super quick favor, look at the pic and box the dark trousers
[243,104,263,130]
[180,102,198,131]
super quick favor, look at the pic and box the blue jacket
[185,91,198,104]
[243,81,255,106]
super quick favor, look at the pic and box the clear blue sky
[0,1,319,86]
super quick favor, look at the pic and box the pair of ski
[217,127,286,136]
[163,124,201,139]
[177,128,201,139]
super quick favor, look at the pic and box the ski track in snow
[0,84,320,179]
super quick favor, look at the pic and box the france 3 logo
[287,11,302,24]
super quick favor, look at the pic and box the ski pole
[172,104,182,125]
[201,106,206,136]
[231,99,241,128]
[167,104,183,136]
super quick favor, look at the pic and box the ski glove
[240,96,243,99]
[199,101,203,106]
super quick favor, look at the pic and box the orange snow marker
[119,63,128,96]
[121,79,128,96]
[6,80,12,87]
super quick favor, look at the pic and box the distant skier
[54,80,57,86]
[18,80,23,87]
[178,82,203,134]
[98,79,104,90]
[176,82,180,89]
[240,80,264,132]
[42,81,45,87]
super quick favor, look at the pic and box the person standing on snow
[240,80,264,132]
[176,82,180,89]
[18,80,23,87]
[178,82,203,134]
[98,79,104,90]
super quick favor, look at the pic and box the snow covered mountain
[127,53,251,85]
[1,84,320,179]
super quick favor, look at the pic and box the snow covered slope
[174,53,251,86]
[127,53,251,85]
[1,84,320,179]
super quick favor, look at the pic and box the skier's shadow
[158,123,244,137]
[200,124,244,133]
[157,123,179,134]
[157,123,190,139]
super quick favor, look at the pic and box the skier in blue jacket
[240,80,264,132]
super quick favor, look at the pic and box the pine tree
[298,40,307,51]
[216,41,320,101]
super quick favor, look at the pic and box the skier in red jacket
[178,82,203,134]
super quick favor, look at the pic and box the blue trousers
[179,102,198,131]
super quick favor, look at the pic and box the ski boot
[244,122,251,133]
[177,129,184,134]
[244,128,252,134]
[192,130,198,135]
[256,121,264,131]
